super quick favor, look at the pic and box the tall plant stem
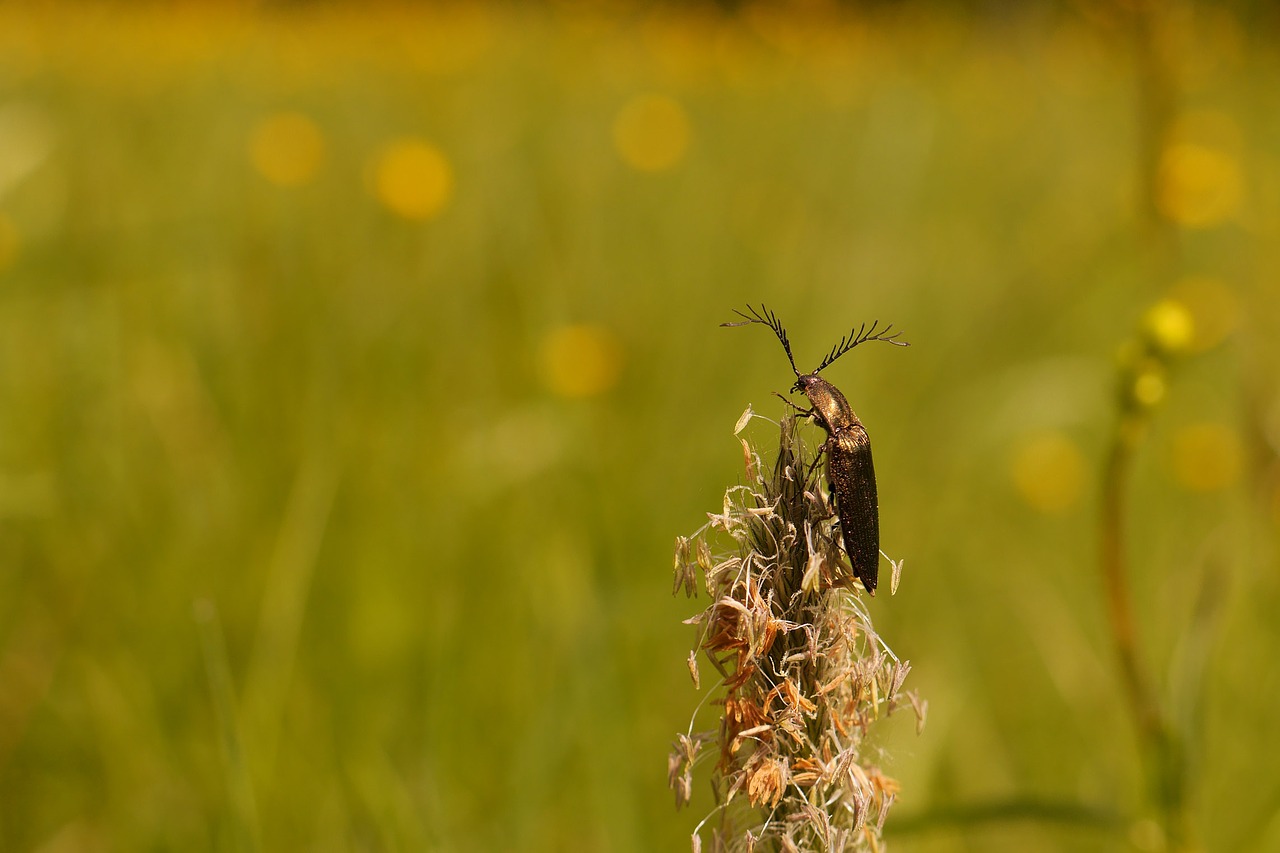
[1100,418,1192,852]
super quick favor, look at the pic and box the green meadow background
[1,2,1278,851]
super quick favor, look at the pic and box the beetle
[723,304,908,595]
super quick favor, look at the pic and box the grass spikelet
[671,413,921,851]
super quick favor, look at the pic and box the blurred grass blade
[242,456,339,783]
[195,599,262,853]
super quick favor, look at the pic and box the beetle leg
[772,391,813,418]
[803,436,832,492]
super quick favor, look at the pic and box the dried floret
[670,415,922,851]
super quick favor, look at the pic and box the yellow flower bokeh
[538,324,623,399]
[1132,366,1166,409]
[1156,142,1242,229]
[1141,298,1195,357]
[1010,431,1086,514]
[249,111,326,187]
[1170,422,1242,493]
[372,139,454,221]
[612,94,691,173]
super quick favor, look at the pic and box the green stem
[1101,421,1164,744]
[1100,416,1193,851]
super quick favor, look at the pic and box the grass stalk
[195,599,263,853]
[1100,303,1201,852]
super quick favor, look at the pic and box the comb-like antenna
[813,320,909,375]
[721,304,801,378]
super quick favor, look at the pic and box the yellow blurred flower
[1141,298,1195,357]
[1156,142,1242,228]
[249,112,325,187]
[1010,431,1086,514]
[1170,422,1242,492]
[1132,365,1166,409]
[0,213,18,272]
[372,139,453,221]
[613,94,691,173]
[539,324,623,399]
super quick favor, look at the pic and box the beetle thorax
[794,374,858,433]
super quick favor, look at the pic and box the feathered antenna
[814,320,909,375]
[721,304,801,378]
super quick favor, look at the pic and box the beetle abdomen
[827,426,879,595]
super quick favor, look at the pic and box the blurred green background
[1,1,1278,851]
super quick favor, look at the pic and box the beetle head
[791,374,817,395]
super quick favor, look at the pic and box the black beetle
[723,304,907,595]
